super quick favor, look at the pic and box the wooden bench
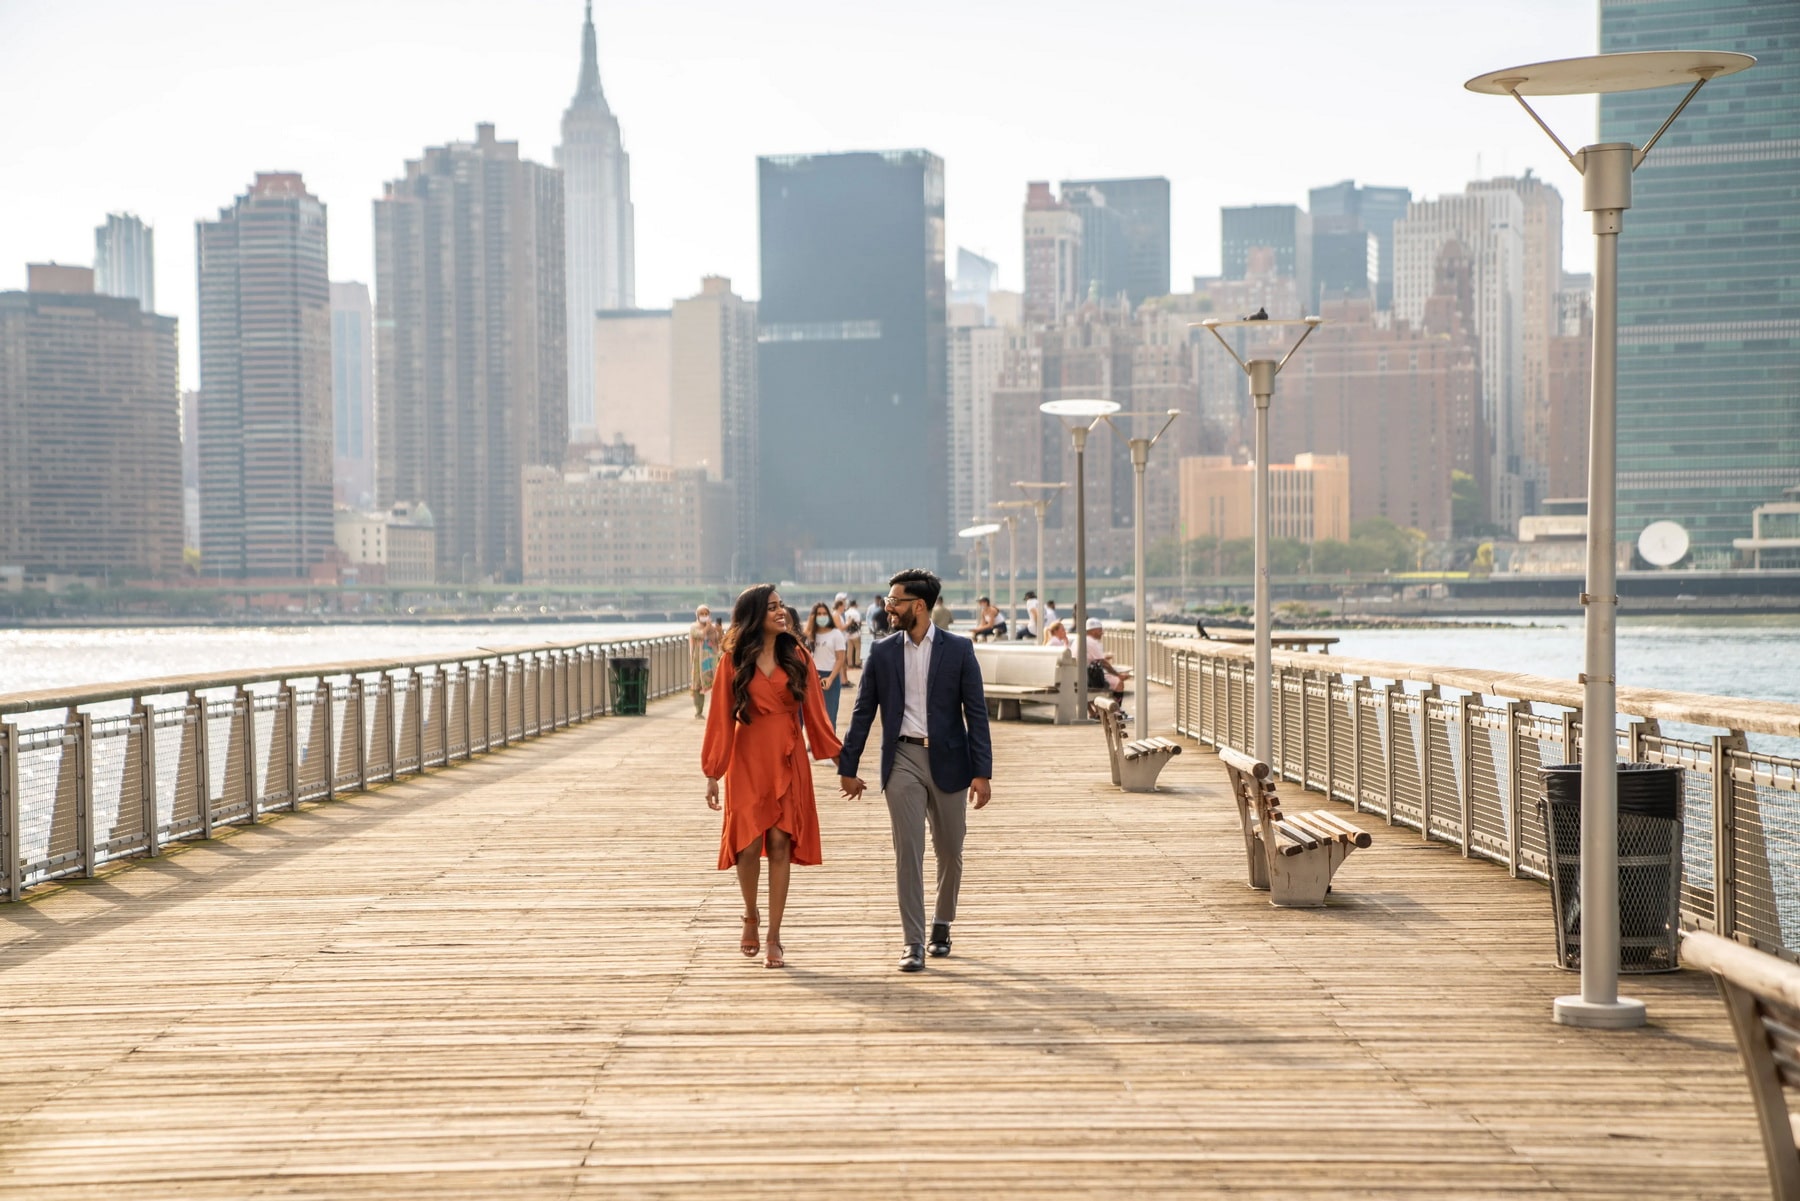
[1218,746,1371,908]
[1682,930,1800,1199]
[971,644,1078,725]
[1094,696,1181,792]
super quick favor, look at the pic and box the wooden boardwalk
[0,684,1769,1198]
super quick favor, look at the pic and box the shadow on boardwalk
[0,686,1767,1199]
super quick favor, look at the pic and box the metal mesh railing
[0,634,687,902]
[1148,627,1800,962]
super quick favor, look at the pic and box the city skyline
[1,0,1596,390]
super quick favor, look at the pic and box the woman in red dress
[703,584,843,968]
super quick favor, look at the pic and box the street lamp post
[993,501,1036,638]
[1103,410,1181,742]
[1040,400,1122,719]
[1197,318,1323,766]
[958,523,1001,622]
[1467,48,1753,1031]
[1014,482,1067,642]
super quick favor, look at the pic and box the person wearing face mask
[805,600,848,724]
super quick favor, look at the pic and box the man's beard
[890,605,917,634]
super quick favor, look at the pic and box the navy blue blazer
[837,627,993,793]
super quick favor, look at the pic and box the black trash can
[1538,762,1684,973]
[609,657,650,716]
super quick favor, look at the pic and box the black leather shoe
[928,923,951,957]
[898,944,925,973]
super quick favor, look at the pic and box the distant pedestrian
[1043,599,1060,642]
[843,596,864,667]
[1018,590,1040,641]
[971,596,1005,641]
[805,600,848,725]
[932,596,954,630]
[688,604,718,718]
[868,596,891,637]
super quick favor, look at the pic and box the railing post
[72,707,95,877]
[1418,685,1439,842]
[1506,699,1528,877]
[1298,669,1311,789]
[379,673,397,781]
[135,698,160,857]
[1563,708,1582,765]
[352,677,369,792]
[1713,730,1746,940]
[280,683,299,811]
[1382,683,1400,827]
[1459,693,1475,858]
[476,662,491,752]
[194,695,214,838]
[1349,678,1365,814]
[460,665,473,759]
[237,685,259,824]
[1,722,20,900]
[319,681,337,801]
[497,660,511,747]
[411,669,426,773]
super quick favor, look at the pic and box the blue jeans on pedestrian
[818,671,841,725]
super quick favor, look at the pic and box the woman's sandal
[765,939,785,969]
[740,911,760,958]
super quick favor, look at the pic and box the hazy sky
[1,0,1601,389]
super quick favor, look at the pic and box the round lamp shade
[1465,51,1753,97]
[1040,398,1121,418]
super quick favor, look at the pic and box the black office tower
[1060,176,1171,305]
[757,150,947,578]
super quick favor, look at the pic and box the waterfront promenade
[0,682,1770,1198]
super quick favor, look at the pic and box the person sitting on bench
[1083,618,1130,718]
[970,596,1006,642]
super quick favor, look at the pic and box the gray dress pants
[886,740,968,947]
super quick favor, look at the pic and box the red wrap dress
[702,651,844,869]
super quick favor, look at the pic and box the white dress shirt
[900,619,936,739]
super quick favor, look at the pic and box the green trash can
[609,656,650,716]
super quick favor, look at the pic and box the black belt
[898,735,929,747]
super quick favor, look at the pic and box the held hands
[970,777,992,809]
[839,776,866,800]
[705,778,721,810]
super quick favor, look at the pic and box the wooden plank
[0,680,1770,1198]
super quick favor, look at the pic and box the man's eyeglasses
[886,594,920,608]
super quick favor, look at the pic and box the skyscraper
[196,173,333,581]
[670,277,758,578]
[0,264,182,578]
[1469,173,1563,515]
[1601,0,1799,562]
[1394,188,1526,530]
[93,213,154,313]
[758,149,947,575]
[1023,182,1082,324]
[1059,176,1172,304]
[1060,184,1130,306]
[1308,181,1411,311]
[1221,204,1312,307]
[330,281,374,507]
[557,1,635,439]
[375,124,568,583]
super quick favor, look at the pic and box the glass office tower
[757,150,947,577]
[1600,0,1799,563]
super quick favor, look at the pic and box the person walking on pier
[703,585,843,969]
[838,568,993,973]
[803,600,848,725]
[688,604,719,718]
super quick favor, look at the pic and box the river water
[2,615,1796,710]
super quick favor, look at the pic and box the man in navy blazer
[839,568,993,973]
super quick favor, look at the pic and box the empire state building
[556,2,635,437]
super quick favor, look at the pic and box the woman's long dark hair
[723,584,811,724]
